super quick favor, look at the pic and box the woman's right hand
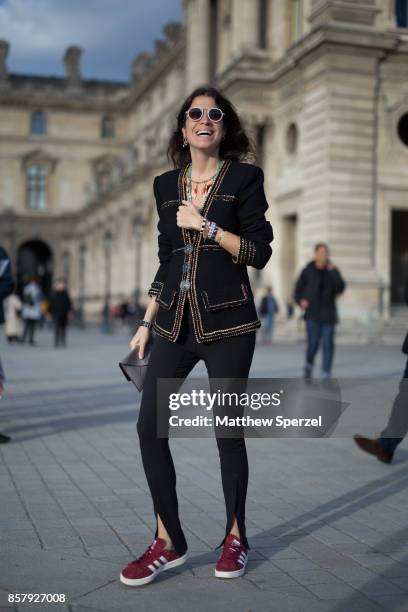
[130,325,150,359]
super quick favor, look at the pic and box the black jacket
[0,246,15,325]
[48,290,72,322]
[148,160,274,343]
[403,276,408,355]
[294,261,346,324]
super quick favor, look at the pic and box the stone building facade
[0,0,407,328]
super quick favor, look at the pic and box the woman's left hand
[177,200,203,231]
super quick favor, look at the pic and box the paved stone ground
[0,324,408,612]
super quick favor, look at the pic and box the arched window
[396,0,408,27]
[101,115,115,139]
[31,110,46,135]
[26,165,48,210]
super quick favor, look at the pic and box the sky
[0,0,183,82]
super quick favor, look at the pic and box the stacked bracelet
[207,221,218,240]
[215,228,225,244]
[137,319,153,330]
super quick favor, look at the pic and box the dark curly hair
[167,85,254,168]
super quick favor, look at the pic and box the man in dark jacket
[48,279,72,348]
[259,286,279,344]
[354,275,408,463]
[0,245,15,443]
[294,243,346,378]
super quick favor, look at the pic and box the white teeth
[197,131,212,135]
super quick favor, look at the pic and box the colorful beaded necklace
[185,160,223,213]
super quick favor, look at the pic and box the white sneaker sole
[215,557,248,579]
[120,552,188,587]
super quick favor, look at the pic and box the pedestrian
[119,86,274,587]
[119,299,130,325]
[4,292,23,343]
[38,298,48,330]
[21,277,43,346]
[286,296,294,320]
[294,243,346,379]
[259,286,279,344]
[0,245,15,443]
[354,275,408,463]
[47,279,72,348]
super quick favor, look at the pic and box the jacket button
[184,244,193,254]
[180,280,190,290]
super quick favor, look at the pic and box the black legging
[137,297,256,556]
[54,318,68,347]
[22,318,37,344]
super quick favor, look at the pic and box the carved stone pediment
[21,149,58,172]
[91,154,125,195]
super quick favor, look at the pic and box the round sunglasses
[185,107,224,123]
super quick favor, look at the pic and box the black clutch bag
[119,334,154,391]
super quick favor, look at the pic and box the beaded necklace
[185,160,223,213]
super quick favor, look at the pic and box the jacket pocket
[201,283,250,312]
[157,285,178,310]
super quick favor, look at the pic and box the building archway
[17,240,53,297]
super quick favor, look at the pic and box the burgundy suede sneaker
[215,533,248,579]
[120,538,187,586]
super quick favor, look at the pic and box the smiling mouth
[196,130,213,136]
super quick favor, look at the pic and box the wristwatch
[137,319,153,330]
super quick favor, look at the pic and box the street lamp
[103,230,113,333]
[78,244,86,328]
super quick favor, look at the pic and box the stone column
[375,0,396,29]
[231,0,260,55]
[185,0,211,90]
[269,0,291,61]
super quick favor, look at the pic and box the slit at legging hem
[136,299,256,556]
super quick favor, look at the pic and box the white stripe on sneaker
[159,556,167,564]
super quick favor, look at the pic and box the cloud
[0,0,183,80]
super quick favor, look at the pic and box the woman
[5,292,23,343]
[21,278,43,346]
[120,86,274,587]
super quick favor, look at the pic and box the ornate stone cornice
[217,23,406,90]
[0,21,185,114]
[0,76,130,111]
[310,0,381,28]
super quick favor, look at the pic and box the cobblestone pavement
[0,325,407,612]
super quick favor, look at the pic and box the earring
[183,136,188,148]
